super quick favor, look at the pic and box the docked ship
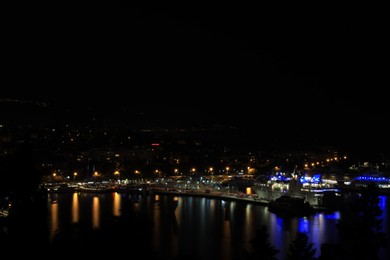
[339,174,390,194]
[253,172,342,209]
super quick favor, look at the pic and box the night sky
[2,7,388,155]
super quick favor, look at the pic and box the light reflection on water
[49,202,58,241]
[72,192,79,223]
[48,193,389,260]
[113,192,121,217]
[92,196,100,229]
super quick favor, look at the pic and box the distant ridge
[0,98,48,107]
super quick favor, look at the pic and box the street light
[114,170,120,182]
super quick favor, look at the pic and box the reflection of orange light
[113,192,121,217]
[72,193,79,223]
[151,143,160,146]
[50,203,58,241]
[92,197,100,229]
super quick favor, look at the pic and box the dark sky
[2,7,388,154]
[3,8,387,107]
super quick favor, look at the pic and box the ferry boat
[253,172,342,209]
[339,174,390,194]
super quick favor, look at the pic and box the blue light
[356,176,390,182]
[300,176,308,184]
[311,174,321,183]
[270,174,290,182]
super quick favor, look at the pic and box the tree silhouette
[336,183,387,259]
[242,225,279,260]
[0,135,42,201]
[287,231,316,260]
[0,133,48,253]
[317,242,340,260]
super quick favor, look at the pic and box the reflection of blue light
[298,217,309,233]
[269,214,284,257]
[379,196,388,233]
[277,217,284,226]
[324,211,340,220]
[379,195,386,213]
